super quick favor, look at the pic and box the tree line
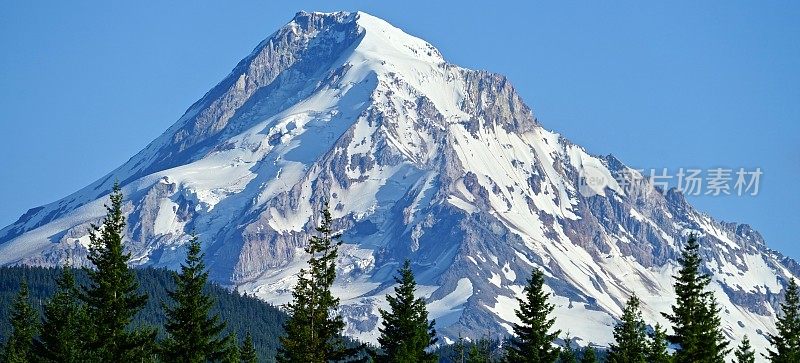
[3,187,799,362]
[271,204,800,362]
[2,183,259,362]
[0,266,288,361]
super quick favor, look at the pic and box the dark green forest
[0,266,286,362]
[1,186,797,362]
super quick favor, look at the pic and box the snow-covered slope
[0,11,793,354]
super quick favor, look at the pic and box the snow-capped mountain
[0,11,793,352]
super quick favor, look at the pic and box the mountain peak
[287,10,355,31]
[286,11,445,65]
[0,10,792,354]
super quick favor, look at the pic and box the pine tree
[160,233,228,362]
[377,259,437,363]
[2,280,38,363]
[34,268,88,362]
[559,334,577,363]
[766,278,800,362]
[240,331,258,363]
[467,336,492,363]
[734,335,755,363]
[580,346,597,363]
[504,268,560,363]
[452,333,467,363]
[277,203,347,363]
[607,295,648,363]
[222,332,241,363]
[696,294,729,362]
[277,264,314,362]
[662,234,729,363]
[81,182,155,361]
[647,323,671,363]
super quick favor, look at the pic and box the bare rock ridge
[0,11,792,351]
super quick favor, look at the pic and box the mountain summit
[0,11,793,350]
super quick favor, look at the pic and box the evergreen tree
[81,182,155,361]
[160,233,228,362]
[34,268,88,362]
[467,336,492,363]
[662,234,729,363]
[559,334,577,363]
[0,265,286,359]
[222,332,241,363]
[504,268,560,363]
[377,259,437,363]
[452,333,467,363]
[277,203,347,363]
[734,335,755,363]
[607,295,648,363]
[240,331,258,363]
[766,278,800,362]
[2,280,38,363]
[647,323,671,363]
[277,264,314,362]
[580,346,597,363]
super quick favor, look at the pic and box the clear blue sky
[1,2,798,257]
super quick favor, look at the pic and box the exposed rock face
[0,11,791,352]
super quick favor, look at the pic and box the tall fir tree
[467,336,492,363]
[277,263,315,362]
[504,268,560,363]
[34,268,88,363]
[765,278,800,362]
[452,333,467,363]
[662,234,729,363]
[2,280,38,363]
[222,332,240,363]
[240,331,258,363]
[81,182,155,361]
[559,334,577,363]
[377,259,438,363]
[580,346,597,363]
[160,233,228,362]
[607,295,648,363]
[647,323,671,363]
[277,203,347,363]
[734,335,755,363]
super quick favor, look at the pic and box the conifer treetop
[735,335,755,363]
[3,280,38,363]
[377,259,438,363]
[277,202,349,363]
[80,182,153,361]
[663,234,729,363]
[161,232,228,362]
[766,278,800,362]
[34,268,87,362]
[504,268,560,363]
[607,295,647,363]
